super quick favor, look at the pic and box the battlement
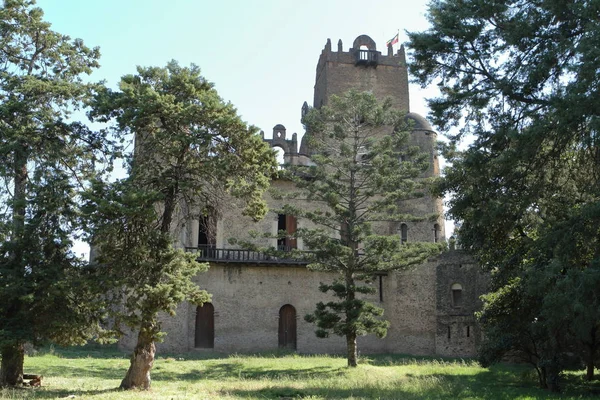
[316,35,407,73]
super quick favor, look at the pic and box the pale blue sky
[37,0,436,139]
[33,1,451,255]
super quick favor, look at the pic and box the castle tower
[302,34,445,243]
[313,35,410,111]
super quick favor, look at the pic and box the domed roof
[404,112,434,132]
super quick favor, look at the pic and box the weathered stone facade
[120,35,487,357]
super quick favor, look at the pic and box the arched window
[433,223,441,243]
[400,223,408,244]
[451,283,463,307]
[195,303,214,348]
[278,304,297,350]
[273,146,285,168]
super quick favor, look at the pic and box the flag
[386,32,399,47]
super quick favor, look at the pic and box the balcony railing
[356,50,378,66]
[185,245,309,265]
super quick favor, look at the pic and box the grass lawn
[1,346,599,399]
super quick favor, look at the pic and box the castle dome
[404,112,435,133]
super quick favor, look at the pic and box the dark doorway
[195,303,214,348]
[278,304,297,350]
[198,215,216,247]
[277,214,297,250]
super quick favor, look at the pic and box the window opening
[447,325,451,340]
[198,214,216,258]
[452,283,463,307]
[277,214,297,251]
[433,223,441,243]
[274,146,285,168]
[467,325,470,337]
[400,223,408,244]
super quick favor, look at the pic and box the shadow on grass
[0,386,122,400]
[225,369,600,400]
[33,364,126,380]
[152,362,344,382]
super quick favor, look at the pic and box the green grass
[1,347,599,399]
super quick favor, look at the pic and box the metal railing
[356,50,378,65]
[185,245,308,265]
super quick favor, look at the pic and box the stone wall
[148,258,441,355]
[435,251,488,357]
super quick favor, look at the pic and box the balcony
[356,50,378,66]
[185,245,309,265]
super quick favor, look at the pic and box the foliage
[86,61,277,389]
[0,0,112,386]
[408,0,600,391]
[283,90,442,367]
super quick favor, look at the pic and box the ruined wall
[435,251,488,357]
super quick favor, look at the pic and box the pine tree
[0,0,111,386]
[87,61,277,389]
[408,0,600,390]
[288,90,442,367]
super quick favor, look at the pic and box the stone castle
[120,34,486,357]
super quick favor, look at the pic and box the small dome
[404,112,434,132]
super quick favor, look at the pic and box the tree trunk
[346,334,358,367]
[120,326,156,390]
[539,366,548,389]
[585,327,597,381]
[0,343,24,387]
[1,144,28,388]
[586,358,595,381]
[546,362,561,393]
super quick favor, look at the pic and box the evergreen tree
[87,61,277,389]
[408,0,600,390]
[0,0,111,386]
[288,90,442,367]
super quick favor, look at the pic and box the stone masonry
[119,35,487,358]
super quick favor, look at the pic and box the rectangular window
[277,214,297,250]
[452,289,463,307]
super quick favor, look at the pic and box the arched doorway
[195,303,214,348]
[278,304,297,350]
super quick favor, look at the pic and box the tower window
[400,223,408,244]
[433,223,441,243]
[452,283,463,307]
